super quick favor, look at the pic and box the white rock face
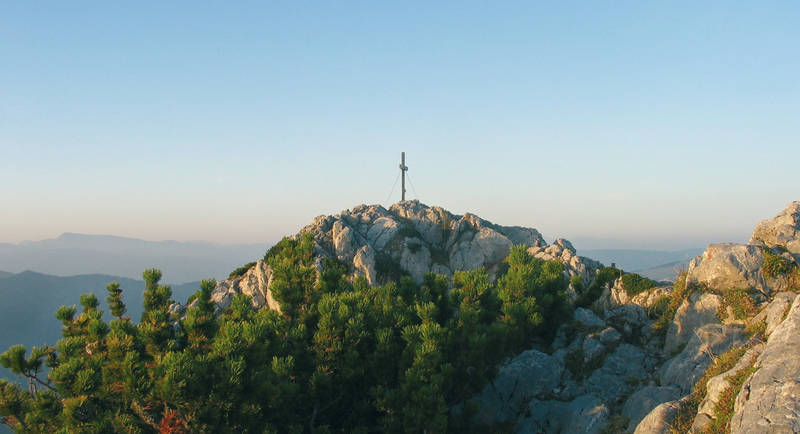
[622,386,681,433]
[749,201,800,256]
[691,343,763,432]
[207,260,281,313]
[634,399,683,434]
[664,292,722,355]
[729,294,800,434]
[685,243,771,295]
[751,291,796,337]
[660,324,746,394]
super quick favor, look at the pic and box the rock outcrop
[189,200,800,433]
[749,201,800,257]
[729,294,800,434]
[303,201,551,284]
[685,243,771,295]
[198,201,602,316]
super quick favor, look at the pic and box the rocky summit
[199,200,601,312]
[177,200,800,433]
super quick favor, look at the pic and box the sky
[1,1,798,250]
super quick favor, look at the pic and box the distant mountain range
[0,270,201,383]
[0,233,269,284]
[578,248,702,281]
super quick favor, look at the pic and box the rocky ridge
[179,201,800,433]
[196,201,602,312]
[460,202,800,433]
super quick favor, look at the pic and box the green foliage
[707,362,757,433]
[745,319,767,340]
[669,346,747,433]
[647,295,670,320]
[0,236,572,433]
[375,252,410,284]
[714,288,758,322]
[496,245,570,346]
[228,261,257,279]
[762,248,795,278]
[570,274,584,292]
[576,266,622,307]
[105,281,127,320]
[620,273,657,297]
[653,272,692,336]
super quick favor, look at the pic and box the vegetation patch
[602,415,629,434]
[669,346,748,433]
[430,246,450,266]
[714,288,758,322]
[620,273,657,297]
[395,218,423,240]
[575,266,622,307]
[406,240,422,254]
[762,248,796,278]
[0,234,574,433]
[653,272,692,336]
[705,362,757,433]
[570,274,584,292]
[744,319,767,340]
[374,251,409,284]
[227,261,257,279]
[647,295,670,320]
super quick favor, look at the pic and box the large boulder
[574,307,606,328]
[633,399,683,434]
[664,292,722,355]
[622,386,682,433]
[685,243,771,295]
[660,324,746,394]
[585,344,651,404]
[729,294,800,434]
[517,394,609,434]
[749,201,800,257]
[471,349,564,425]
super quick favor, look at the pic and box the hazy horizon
[2,3,798,247]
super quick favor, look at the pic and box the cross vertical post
[399,152,408,201]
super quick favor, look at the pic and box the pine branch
[24,373,57,393]
[131,400,160,431]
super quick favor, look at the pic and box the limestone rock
[205,260,280,313]
[582,337,606,365]
[751,291,795,337]
[575,307,606,328]
[692,343,763,433]
[560,394,610,434]
[586,344,650,404]
[517,394,609,434]
[665,292,722,355]
[660,324,746,394]
[685,243,771,295]
[471,349,564,425]
[596,327,622,346]
[749,201,800,256]
[352,245,377,285]
[634,399,683,434]
[605,304,649,341]
[729,294,800,434]
[622,386,681,433]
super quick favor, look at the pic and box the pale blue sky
[1,2,798,249]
